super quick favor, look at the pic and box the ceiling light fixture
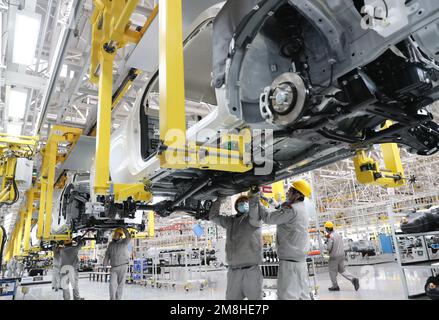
[12,10,42,66]
[7,88,28,120]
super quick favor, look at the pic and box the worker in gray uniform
[209,191,263,300]
[324,221,360,291]
[60,237,86,300]
[258,180,312,300]
[103,227,132,300]
[51,243,62,291]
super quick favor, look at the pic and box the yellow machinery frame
[353,122,405,188]
[157,0,252,173]
[89,6,158,137]
[89,0,153,203]
[37,125,82,242]
[90,0,252,199]
[0,133,38,204]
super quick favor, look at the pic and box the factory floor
[13,261,432,300]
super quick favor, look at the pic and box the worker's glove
[195,200,213,221]
[248,186,260,197]
[260,194,279,208]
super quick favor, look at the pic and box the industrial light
[7,88,28,119]
[60,64,68,78]
[7,122,23,136]
[60,64,74,78]
[12,10,42,66]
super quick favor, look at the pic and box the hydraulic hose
[0,225,7,267]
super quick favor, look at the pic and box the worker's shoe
[352,278,360,291]
[328,286,340,291]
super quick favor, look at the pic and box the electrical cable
[0,225,7,267]
[0,180,20,207]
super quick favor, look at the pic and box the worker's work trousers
[226,265,263,300]
[329,256,355,287]
[109,265,128,300]
[52,266,61,290]
[61,269,81,300]
[277,260,310,300]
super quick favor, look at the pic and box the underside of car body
[105,0,439,218]
[107,0,439,219]
[52,173,145,237]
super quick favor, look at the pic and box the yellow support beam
[94,49,115,195]
[158,0,186,149]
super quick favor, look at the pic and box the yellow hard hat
[291,180,311,198]
[324,221,334,229]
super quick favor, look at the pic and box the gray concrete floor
[12,262,433,300]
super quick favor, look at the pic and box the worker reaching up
[209,190,263,300]
[60,237,86,300]
[324,221,360,292]
[258,180,312,300]
[103,227,132,300]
